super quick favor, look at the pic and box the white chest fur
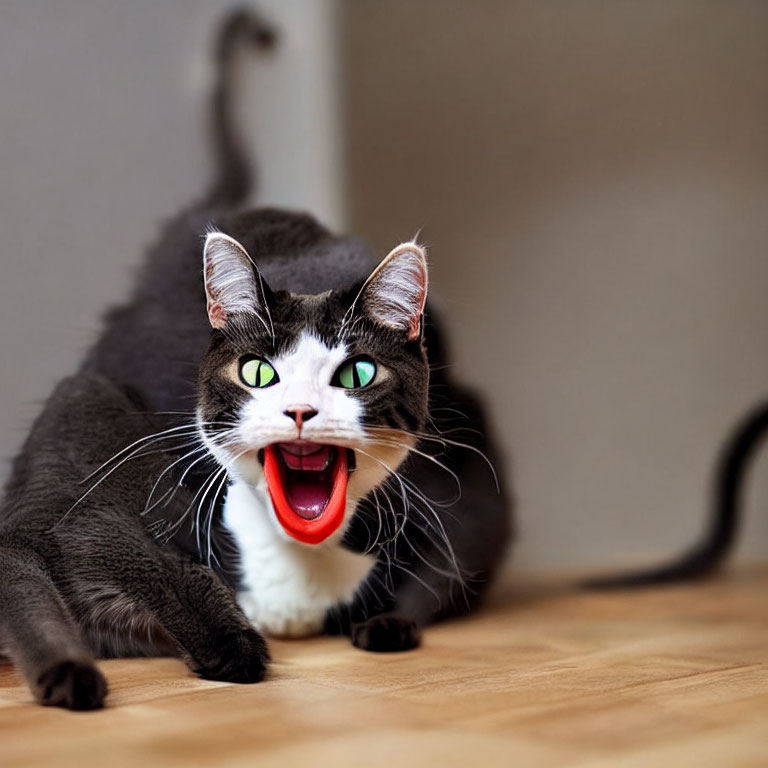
[222,480,375,638]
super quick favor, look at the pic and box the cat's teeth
[277,443,334,472]
[280,441,324,457]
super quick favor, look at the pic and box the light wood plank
[1,566,766,767]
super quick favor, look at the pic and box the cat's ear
[357,242,428,340]
[203,231,273,334]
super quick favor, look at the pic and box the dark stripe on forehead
[268,292,351,354]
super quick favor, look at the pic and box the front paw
[35,660,108,711]
[196,627,270,684]
[350,615,420,653]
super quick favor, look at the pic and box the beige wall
[2,2,767,571]
[344,0,768,568]
[0,1,343,492]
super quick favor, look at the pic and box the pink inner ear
[208,301,227,329]
[407,287,426,340]
[407,274,427,340]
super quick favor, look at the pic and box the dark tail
[585,400,768,589]
[200,7,277,209]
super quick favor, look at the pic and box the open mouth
[262,442,350,545]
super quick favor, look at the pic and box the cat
[0,8,511,710]
[586,401,766,588]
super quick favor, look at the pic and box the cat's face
[196,232,429,545]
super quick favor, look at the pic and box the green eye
[239,357,278,388]
[336,357,376,389]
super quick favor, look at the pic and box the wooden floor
[1,566,767,767]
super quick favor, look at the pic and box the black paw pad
[351,615,420,653]
[198,628,270,684]
[36,660,108,711]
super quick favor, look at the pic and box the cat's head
[196,230,429,545]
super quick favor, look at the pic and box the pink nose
[283,406,319,430]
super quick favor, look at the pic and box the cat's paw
[350,615,421,653]
[35,660,108,711]
[196,627,270,684]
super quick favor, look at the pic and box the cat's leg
[135,555,269,684]
[341,395,511,653]
[321,560,419,652]
[345,559,490,653]
[0,544,107,710]
[341,559,424,653]
[0,372,268,705]
[59,510,269,685]
[347,512,507,653]
[349,558,491,652]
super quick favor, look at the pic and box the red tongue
[263,444,348,545]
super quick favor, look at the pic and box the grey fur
[0,9,511,710]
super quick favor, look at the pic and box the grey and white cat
[0,10,510,710]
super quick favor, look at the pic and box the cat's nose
[283,406,319,430]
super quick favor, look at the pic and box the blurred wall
[344,0,768,568]
[0,1,343,482]
[2,1,767,572]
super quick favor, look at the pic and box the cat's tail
[584,399,768,589]
[200,8,277,209]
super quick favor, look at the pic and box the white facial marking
[237,332,363,464]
